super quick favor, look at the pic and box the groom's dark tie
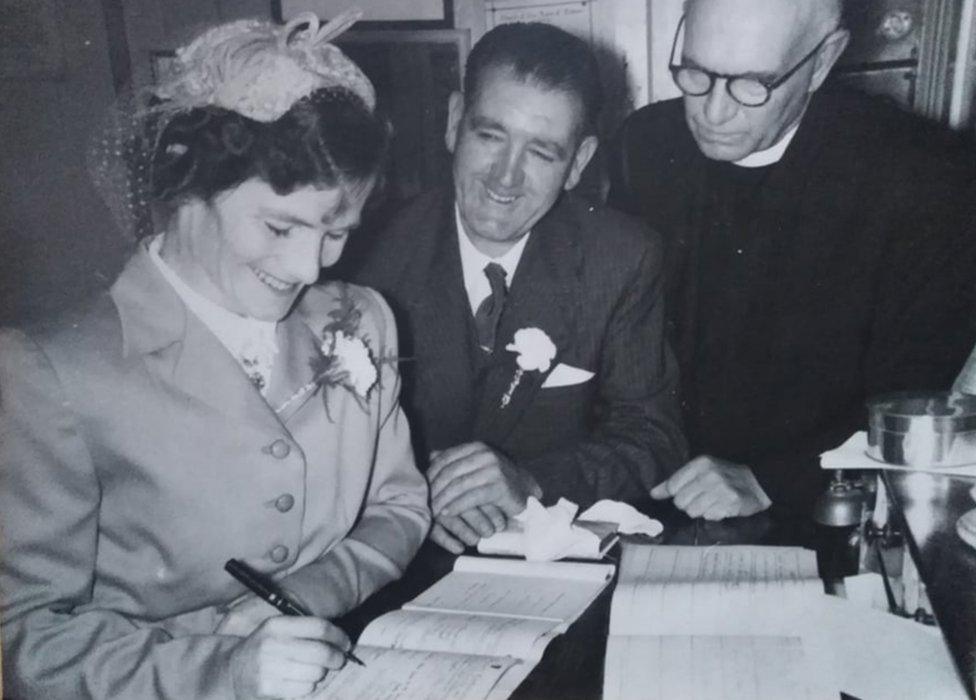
[474,262,508,352]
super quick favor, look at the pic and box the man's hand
[427,443,542,552]
[650,455,772,520]
[429,504,510,554]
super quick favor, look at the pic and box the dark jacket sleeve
[754,108,976,511]
[606,114,644,217]
[520,224,688,507]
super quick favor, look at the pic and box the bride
[0,12,429,700]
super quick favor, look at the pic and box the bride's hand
[230,616,350,699]
[215,594,278,637]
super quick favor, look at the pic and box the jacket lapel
[111,244,288,432]
[423,199,480,384]
[473,198,579,446]
[397,193,481,453]
[265,307,323,422]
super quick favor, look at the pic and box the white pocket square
[542,363,595,388]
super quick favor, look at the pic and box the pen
[224,558,366,667]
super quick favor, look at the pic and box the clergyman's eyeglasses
[668,15,837,108]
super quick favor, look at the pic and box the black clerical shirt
[609,88,976,513]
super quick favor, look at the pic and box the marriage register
[314,555,614,700]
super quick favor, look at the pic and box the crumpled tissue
[580,499,665,537]
[477,497,663,562]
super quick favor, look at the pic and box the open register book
[314,555,615,700]
[603,544,836,700]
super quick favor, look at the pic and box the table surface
[339,484,976,700]
[882,471,976,698]
[338,499,859,700]
[517,502,866,700]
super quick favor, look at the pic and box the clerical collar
[455,205,530,314]
[147,234,279,394]
[734,122,800,168]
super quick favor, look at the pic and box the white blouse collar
[147,235,278,394]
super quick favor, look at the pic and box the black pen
[224,558,366,667]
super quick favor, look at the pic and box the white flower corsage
[500,328,557,408]
[274,287,378,415]
[322,330,377,399]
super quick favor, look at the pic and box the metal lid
[867,392,976,434]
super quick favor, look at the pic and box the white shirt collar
[455,205,530,314]
[734,122,800,168]
[148,235,279,394]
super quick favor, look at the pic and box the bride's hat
[153,10,375,121]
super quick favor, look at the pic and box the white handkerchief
[521,498,582,561]
[478,497,600,561]
[542,363,595,388]
[580,500,664,537]
[477,497,662,561]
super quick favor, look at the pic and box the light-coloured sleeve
[0,328,240,700]
[281,287,431,617]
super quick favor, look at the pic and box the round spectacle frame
[668,15,838,108]
[671,67,773,107]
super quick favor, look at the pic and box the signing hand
[427,443,541,552]
[230,616,351,699]
[650,455,772,521]
[215,593,278,638]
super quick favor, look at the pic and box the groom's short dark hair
[463,22,603,137]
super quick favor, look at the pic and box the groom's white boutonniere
[500,328,557,408]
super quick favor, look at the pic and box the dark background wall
[0,0,123,325]
[1,0,971,326]
[0,0,269,326]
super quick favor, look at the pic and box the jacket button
[267,440,291,459]
[275,494,295,512]
[269,545,289,563]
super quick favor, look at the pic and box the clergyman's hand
[650,455,772,520]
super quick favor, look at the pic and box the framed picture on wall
[326,28,469,277]
[335,28,469,204]
[0,0,65,79]
[273,0,454,29]
[837,0,922,68]
[485,0,595,42]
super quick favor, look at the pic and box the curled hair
[150,86,390,206]
[463,23,603,137]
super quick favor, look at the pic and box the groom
[355,23,686,552]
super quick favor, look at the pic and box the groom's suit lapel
[473,198,580,446]
[404,195,480,444]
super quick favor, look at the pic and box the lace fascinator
[155,10,374,121]
[89,10,373,240]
